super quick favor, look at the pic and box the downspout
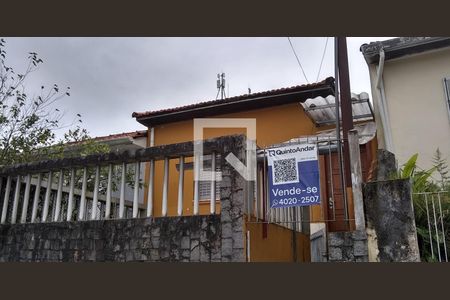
[149,127,155,147]
[375,48,395,153]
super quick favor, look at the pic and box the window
[444,78,450,120]
[198,154,221,201]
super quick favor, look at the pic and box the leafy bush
[397,151,450,262]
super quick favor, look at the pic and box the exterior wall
[327,230,368,262]
[368,48,450,169]
[246,222,310,262]
[0,216,223,262]
[145,103,319,218]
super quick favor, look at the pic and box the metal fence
[413,191,449,262]
[246,134,368,233]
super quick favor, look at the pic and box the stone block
[222,238,232,258]
[150,249,159,261]
[222,222,232,239]
[352,230,367,241]
[329,247,342,261]
[353,241,368,257]
[328,234,344,247]
[43,240,51,250]
[151,237,160,248]
[232,248,245,262]
[125,251,134,262]
[151,227,160,237]
[199,244,210,262]
[181,250,190,259]
[232,231,244,249]
[180,236,190,250]
[142,238,152,249]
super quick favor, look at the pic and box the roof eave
[361,37,450,65]
[135,84,334,127]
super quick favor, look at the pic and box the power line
[287,37,309,84]
[316,37,329,82]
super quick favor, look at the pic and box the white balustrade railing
[0,136,232,225]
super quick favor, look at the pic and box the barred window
[198,154,221,201]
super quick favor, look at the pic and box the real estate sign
[267,143,321,208]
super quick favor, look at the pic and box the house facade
[361,37,450,170]
[132,77,377,261]
[0,76,377,262]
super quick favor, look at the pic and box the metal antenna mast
[216,73,226,100]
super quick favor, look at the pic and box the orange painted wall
[246,221,311,262]
[143,102,320,217]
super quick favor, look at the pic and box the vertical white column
[53,170,64,222]
[147,126,155,218]
[177,156,184,216]
[11,175,21,224]
[105,164,112,219]
[133,162,140,218]
[161,157,169,217]
[119,162,126,219]
[1,176,12,224]
[20,174,32,223]
[42,171,53,222]
[66,169,75,221]
[31,173,42,223]
[210,152,216,215]
[193,152,200,215]
[255,167,259,220]
[91,165,100,220]
[78,167,87,221]
[147,160,155,217]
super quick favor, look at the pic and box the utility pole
[336,37,354,225]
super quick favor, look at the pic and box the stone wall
[327,230,369,262]
[363,178,421,262]
[0,216,226,262]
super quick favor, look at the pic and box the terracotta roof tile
[132,77,334,119]
[92,130,147,142]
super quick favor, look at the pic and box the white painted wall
[368,48,450,170]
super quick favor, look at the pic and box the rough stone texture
[0,216,223,262]
[327,230,369,262]
[219,135,246,262]
[363,178,421,262]
[373,149,397,181]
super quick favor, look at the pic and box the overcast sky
[2,37,393,138]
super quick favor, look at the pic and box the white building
[361,37,450,170]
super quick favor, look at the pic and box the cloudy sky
[2,37,392,138]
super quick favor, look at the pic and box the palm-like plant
[396,152,449,262]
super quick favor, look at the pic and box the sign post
[267,143,320,208]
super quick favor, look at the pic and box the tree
[0,39,144,220]
[0,38,112,167]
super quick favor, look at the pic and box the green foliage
[397,151,450,262]
[396,153,436,193]
[433,148,450,190]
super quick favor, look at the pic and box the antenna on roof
[216,72,226,100]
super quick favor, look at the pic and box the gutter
[375,48,395,153]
